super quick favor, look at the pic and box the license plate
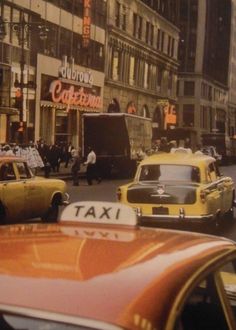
[153,207,169,215]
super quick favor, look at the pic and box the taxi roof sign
[59,201,138,226]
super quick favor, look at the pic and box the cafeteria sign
[49,80,102,112]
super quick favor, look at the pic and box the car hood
[0,223,234,329]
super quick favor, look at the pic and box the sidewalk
[37,163,87,181]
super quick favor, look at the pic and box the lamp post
[0,15,48,143]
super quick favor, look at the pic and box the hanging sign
[82,0,91,48]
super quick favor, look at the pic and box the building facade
[0,0,106,148]
[104,0,180,142]
[177,0,232,152]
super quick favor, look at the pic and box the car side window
[0,163,16,181]
[16,162,32,179]
[207,163,217,182]
[219,259,236,324]
[176,275,230,329]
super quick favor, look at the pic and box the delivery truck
[82,113,152,178]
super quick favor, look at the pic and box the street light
[0,15,48,143]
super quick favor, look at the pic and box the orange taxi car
[1,201,236,329]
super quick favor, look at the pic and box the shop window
[183,104,194,127]
[127,101,137,114]
[107,98,120,113]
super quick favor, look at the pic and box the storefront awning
[0,107,20,115]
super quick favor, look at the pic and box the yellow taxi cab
[0,156,69,224]
[117,152,235,228]
[1,201,236,329]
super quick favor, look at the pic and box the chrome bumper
[135,208,214,225]
[62,192,70,206]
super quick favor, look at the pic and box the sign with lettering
[60,201,138,226]
[58,56,93,86]
[82,0,91,48]
[49,79,102,112]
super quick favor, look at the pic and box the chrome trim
[62,192,70,205]
[141,213,213,220]
[0,304,122,330]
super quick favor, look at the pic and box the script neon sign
[50,80,102,112]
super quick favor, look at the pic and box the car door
[15,161,45,219]
[206,163,224,216]
[0,162,25,221]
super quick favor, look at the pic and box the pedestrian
[84,146,102,185]
[71,149,81,186]
[64,142,74,168]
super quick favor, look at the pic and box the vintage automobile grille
[127,183,197,204]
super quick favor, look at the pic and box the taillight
[117,188,121,201]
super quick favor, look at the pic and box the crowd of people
[0,140,102,186]
[0,140,78,177]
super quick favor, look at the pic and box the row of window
[183,104,227,133]
[177,81,228,105]
[0,5,105,72]
[140,0,179,25]
[115,2,177,60]
[46,0,106,29]
[108,41,175,94]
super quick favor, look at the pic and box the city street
[60,163,236,241]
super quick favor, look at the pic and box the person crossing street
[84,146,102,185]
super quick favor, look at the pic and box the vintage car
[117,152,235,228]
[0,156,69,224]
[1,201,236,329]
[201,145,222,163]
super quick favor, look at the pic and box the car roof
[0,220,234,329]
[140,152,215,167]
[0,156,24,162]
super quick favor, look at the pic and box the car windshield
[139,164,200,183]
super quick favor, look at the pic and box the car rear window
[139,164,200,183]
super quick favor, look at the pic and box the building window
[144,62,149,88]
[183,104,194,127]
[115,1,120,28]
[145,22,154,46]
[157,67,163,91]
[200,105,208,129]
[133,13,142,39]
[111,49,121,81]
[184,81,195,96]
[216,109,226,133]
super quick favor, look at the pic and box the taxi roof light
[59,201,138,226]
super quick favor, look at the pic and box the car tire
[225,192,235,222]
[0,203,6,225]
[42,201,59,223]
